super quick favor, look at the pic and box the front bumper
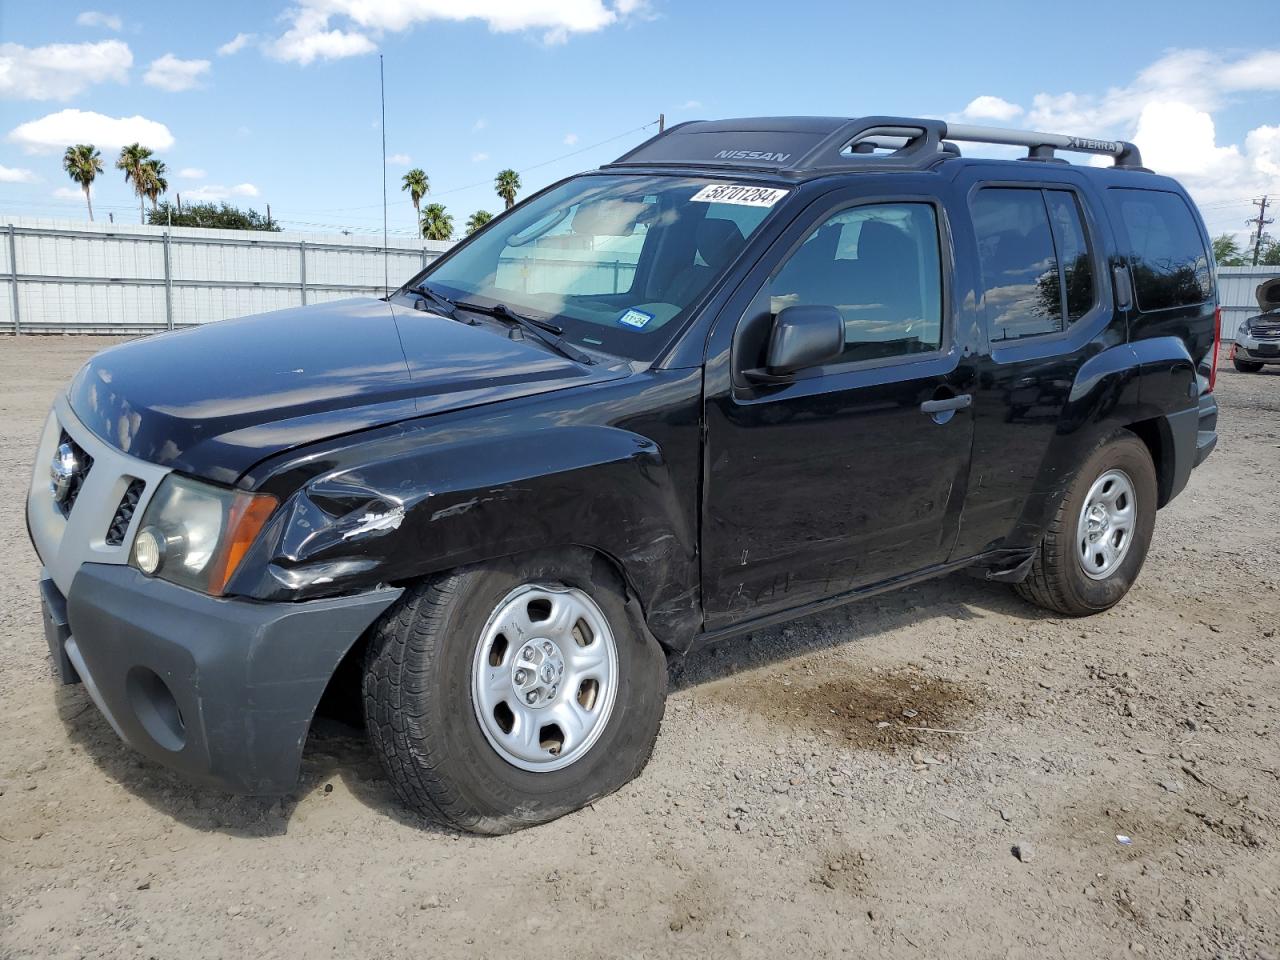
[1234,339,1280,364]
[45,564,400,795]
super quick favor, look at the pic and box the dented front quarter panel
[227,368,705,649]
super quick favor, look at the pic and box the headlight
[1237,324,1251,340]
[130,475,277,595]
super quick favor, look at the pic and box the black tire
[362,549,666,835]
[1014,431,1157,617]
[1233,358,1264,373]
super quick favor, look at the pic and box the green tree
[401,168,429,219]
[115,143,154,223]
[139,159,168,211]
[420,203,453,241]
[466,209,493,235]
[63,144,103,221]
[1259,235,1280,267]
[494,169,520,210]
[147,201,280,231]
[1212,233,1246,267]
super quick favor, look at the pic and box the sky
[2,0,1278,243]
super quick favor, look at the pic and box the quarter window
[1113,188,1212,311]
[767,203,943,364]
[972,187,1096,342]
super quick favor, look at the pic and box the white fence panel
[1,217,452,334]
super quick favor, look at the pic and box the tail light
[1207,306,1222,393]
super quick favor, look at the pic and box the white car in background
[1233,277,1280,373]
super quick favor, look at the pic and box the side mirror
[748,305,845,381]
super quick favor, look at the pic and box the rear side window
[1113,188,1212,311]
[971,187,1096,342]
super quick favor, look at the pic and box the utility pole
[176,192,182,215]
[659,113,665,134]
[1248,195,1273,266]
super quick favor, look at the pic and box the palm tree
[466,210,493,235]
[494,169,520,210]
[140,159,168,210]
[116,143,153,223]
[401,168,429,219]
[63,144,103,221]
[420,203,453,241]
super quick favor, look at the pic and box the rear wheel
[362,550,666,834]
[1233,357,1264,373]
[1015,431,1157,616]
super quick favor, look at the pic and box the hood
[1256,277,1280,313]
[68,297,628,485]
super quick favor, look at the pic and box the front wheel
[1233,357,1264,373]
[362,550,666,834]
[1015,431,1157,616]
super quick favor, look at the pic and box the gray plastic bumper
[48,564,401,795]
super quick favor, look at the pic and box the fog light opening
[125,667,186,752]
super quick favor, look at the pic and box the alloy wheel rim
[471,584,618,772]
[1076,468,1136,580]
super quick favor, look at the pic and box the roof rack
[606,116,1146,176]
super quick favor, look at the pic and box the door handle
[920,394,972,414]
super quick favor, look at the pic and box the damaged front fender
[227,369,705,649]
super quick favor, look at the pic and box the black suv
[28,116,1220,834]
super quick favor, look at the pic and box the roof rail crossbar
[940,123,1145,169]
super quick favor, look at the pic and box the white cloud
[267,0,647,63]
[177,167,205,179]
[951,48,1280,236]
[957,95,1023,124]
[471,151,489,163]
[0,164,37,183]
[144,54,211,92]
[675,99,701,111]
[53,186,88,200]
[563,133,578,146]
[217,33,255,56]
[182,182,260,202]
[472,117,487,132]
[76,11,123,31]
[8,108,174,153]
[0,39,131,101]
[385,152,411,165]
[266,7,376,64]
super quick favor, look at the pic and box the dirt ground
[1,336,1277,960]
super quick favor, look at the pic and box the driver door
[701,190,975,628]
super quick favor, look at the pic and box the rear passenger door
[947,171,1119,559]
[701,184,975,628]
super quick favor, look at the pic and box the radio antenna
[380,53,389,296]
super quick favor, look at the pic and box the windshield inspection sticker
[690,184,789,207]
[617,308,655,329]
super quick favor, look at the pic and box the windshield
[406,174,788,361]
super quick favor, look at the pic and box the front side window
[416,175,783,361]
[972,186,1096,342]
[1113,188,1212,312]
[767,202,944,364]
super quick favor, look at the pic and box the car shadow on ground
[56,569,1051,836]
[55,687,456,839]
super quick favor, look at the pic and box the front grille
[55,431,93,516]
[105,478,145,546]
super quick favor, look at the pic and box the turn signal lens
[206,492,278,596]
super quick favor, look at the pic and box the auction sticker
[690,184,789,207]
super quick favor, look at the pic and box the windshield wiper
[404,283,471,323]
[456,300,595,366]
